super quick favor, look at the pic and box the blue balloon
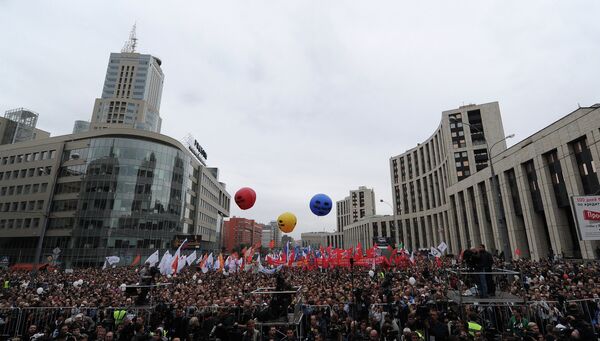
[309,193,333,216]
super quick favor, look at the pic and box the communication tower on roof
[121,23,138,53]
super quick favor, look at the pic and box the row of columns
[447,129,600,260]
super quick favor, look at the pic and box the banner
[570,195,600,240]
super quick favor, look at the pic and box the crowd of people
[1,248,600,340]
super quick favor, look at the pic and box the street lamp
[379,199,393,214]
[449,117,515,261]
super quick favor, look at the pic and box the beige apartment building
[336,186,376,232]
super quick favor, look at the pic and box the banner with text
[570,195,600,240]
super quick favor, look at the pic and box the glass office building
[0,129,230,268]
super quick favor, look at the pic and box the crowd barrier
[0,306,154,339]
[1,299,598,338]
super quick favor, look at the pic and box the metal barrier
[1,299,598,338]
[457,299,600,337]
[0,308,21,338]
[0,306,154,338]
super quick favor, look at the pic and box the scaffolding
[445,267,544,337]
[447,267,526,306]
[251,286,304,340]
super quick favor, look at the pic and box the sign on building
[570,195,600,240]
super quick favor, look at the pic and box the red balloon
[235,187,256,210]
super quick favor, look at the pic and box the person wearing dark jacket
[476,244,494,298]
[169,308,189,340]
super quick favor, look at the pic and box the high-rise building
[0,108,50,145]
[89,30,164,133]
[336,186,376,232]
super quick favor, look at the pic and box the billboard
[570,195,600,240]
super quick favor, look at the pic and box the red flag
[515,248,522,256]
[366,246,375,258]
[171,255,179,274]
[269,240,275,249]
[131,254,141,266]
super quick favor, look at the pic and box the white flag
[177,255,187,272]
[145,250,160,267]
[206,253,214,269]
[186,251,197,266]
[437,242,448,254]
[102,256,120,270]
[213,256,221,271]
[159,251,172,275]
[257,255,263,270]
[430,247,442,258]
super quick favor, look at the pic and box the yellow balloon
[277,212,297,233]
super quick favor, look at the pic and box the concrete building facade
[388,102,506,253]
[445,105,600,260]
[336,186,376,232]
[342,215,398,249]
[300,231,343,249]
[383,102,600,259]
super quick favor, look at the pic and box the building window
[570,136,600,195]
[544,150,569,208]
[505,168,523,216]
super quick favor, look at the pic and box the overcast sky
[2,1,600,239]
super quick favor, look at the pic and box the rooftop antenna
[121,23,138,53]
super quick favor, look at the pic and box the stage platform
[447,290,526,305]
